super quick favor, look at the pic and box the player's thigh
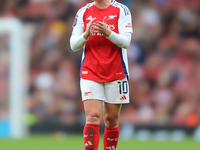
[104,102,122,118]
[80,78,105,124]
[80,78,106,101]
[83,99,103,119]
[104,77,129,104]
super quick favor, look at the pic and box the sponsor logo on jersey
[107,138,118,141]
[86,16,93,20]
[84,92,91,96]
[91,24,115,36]
[107,24,115,30]
[120,95,127,100]
[94,24,115,31]
[125,23,132,28]
[108,15,117,20]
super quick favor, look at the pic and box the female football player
[70,0,132,149]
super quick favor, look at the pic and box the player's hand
[92,17,111,37]
[83,18,96,40]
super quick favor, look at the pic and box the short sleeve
[72,7,86,28]
[118,5,133,34]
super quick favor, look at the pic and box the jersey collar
[111,0,116,5]
[93,0,116,6]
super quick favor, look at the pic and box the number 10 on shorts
[118,81,128,94]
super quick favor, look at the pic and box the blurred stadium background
[0,0,200,149]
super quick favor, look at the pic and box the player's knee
[86,112,101,124]
[104,114,119,128]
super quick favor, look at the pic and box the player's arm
[70,8,96,52]
[70,26,86,51]
[93,6,133,49]
[107,30,131,49]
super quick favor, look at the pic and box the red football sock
[103,126,120,150]
[83,124,100,150]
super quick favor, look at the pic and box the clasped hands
[83,17,112,40]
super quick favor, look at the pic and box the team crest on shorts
[84,92,91,96]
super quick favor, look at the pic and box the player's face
[93,0,104,1]
[93,0,110,2]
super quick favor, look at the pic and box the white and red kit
[71,0,133,83]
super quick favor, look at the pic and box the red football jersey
[73,0,133,82]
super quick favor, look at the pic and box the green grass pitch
[0,135,200,150]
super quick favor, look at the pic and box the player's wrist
[83,32,90,40]
[104,29,111,37]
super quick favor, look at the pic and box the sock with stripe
[83,124,100,150]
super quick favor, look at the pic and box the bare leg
[103,103,122,150]
[83,100,103,150]
[104,103,122,128]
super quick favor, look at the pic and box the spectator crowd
[0,0,200,129]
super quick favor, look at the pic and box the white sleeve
[118,5,133,34]
[70,27,87,52]
[70,7,87,52]
[72,6,86,28]
[107,5,133,49]
[107,31,131,49]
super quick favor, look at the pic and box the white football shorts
[80,78,129,104]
